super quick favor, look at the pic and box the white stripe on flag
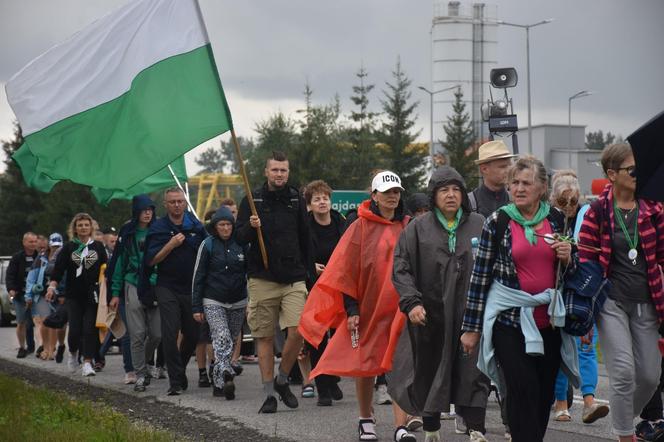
[6,0,209,136]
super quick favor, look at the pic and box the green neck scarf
[73,237,89,254]
[435,207,463,253]
[500,202,550,245]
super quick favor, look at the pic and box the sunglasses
[556,197,579,208]
[614,165,636,175]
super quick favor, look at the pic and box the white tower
[432,1,498,148]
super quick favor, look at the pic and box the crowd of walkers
[5,141,664,442]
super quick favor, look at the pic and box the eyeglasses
[556,197,579,208]
[614,165,635,174]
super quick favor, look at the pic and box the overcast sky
[1,0,662,175]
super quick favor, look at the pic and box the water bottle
[471,237,479,260]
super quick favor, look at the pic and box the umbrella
[627,110,664,202]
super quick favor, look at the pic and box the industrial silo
[431,1,498,147]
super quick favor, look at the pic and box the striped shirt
[461,207,572,333]
[577,185,664,321]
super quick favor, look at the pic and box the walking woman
[578,143,664,442]
[299,171,415,442]
[391,166,489,442]
[303,179,346,406]
[460,156,579,442]
[549,170,609,424]
[192,206,249,400]
[26,233,64,360]
[46,213,107,376]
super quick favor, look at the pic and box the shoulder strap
[468,190,478,213]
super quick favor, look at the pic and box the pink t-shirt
[510,219,556,329]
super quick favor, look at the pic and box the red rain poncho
[298,200,408,378]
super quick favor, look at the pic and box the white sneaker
[124,372,137,384]
[424,431,441,442]
[455,415,468,434]
[469,430,488,442]
[82,362,96,377]
[67,353,79,373]
[375,384,392,405]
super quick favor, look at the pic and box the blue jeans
[99,298,133,373]
[555,327,598,400]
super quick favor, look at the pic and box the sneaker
[424,431,441,442]
[198,370,211,388]
[274,377,299,408]
[134,376,147,392]
[330,382,344,401]
[223,371,235,400]
[406,415,423,432]
[455,415,468,434]
[16,347,28,359]
[636,419,664,441]
[67,353,79,373]
[124,372,137,385]
[302,384,315,398]
[231,361,244,376]
[167,386,183,396]
[93,361,104,372]
[317,390,332,406]
[82,362,96,377]
[375,384,392,405]
[213,386,224,397]
[155,366,167,379]
[394,426,416,442]
[582,402,610,424]
[55,345,66,363]
[258,395,277,413]
[35,345,44,358]
[469,430,488,442]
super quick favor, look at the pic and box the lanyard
[613,199,639,251]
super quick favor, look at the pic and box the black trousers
[493,322,561,442]
[640,358,664,421]
[156,286,199,388]
[67,297,98,360]
[308,331,339,396]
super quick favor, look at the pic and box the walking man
[144,188,207,395]
[6,232,39,358]
[236,150,314,413]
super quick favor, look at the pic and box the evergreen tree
[442,88,478,189]
[247,112,298,187]
[195,146,226,173]
[220,136,255,175]
[585,130,617,150]
[378,58,426,192]
[345,66,381,189]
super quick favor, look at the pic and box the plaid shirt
[461,208,573,333]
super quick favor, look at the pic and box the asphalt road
[0,326,616,441]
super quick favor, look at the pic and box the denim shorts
[12,296,29,324]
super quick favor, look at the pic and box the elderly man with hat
[468,140,517,218]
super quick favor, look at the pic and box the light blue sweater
[477,281,580,397]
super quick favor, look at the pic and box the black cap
[101,226,117,235]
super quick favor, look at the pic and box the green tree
[585,130,617,150]
[344,66,382,189]
[220,136,255,175]
[246,112,298,188]
[194,146,226,173]
[442,88,478,189]
[378,58,426,192]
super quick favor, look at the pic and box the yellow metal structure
[187,173,244,216]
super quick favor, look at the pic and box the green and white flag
[6,0,232,195]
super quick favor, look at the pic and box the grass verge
[0,372,176,442]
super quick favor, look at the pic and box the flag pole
[168,164,199,220]
[230,129,268,270]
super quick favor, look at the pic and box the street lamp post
[417,85,461,167]
[498,19,553,154]
[568,90,593,167]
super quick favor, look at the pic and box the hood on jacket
[405,192,429,215]
[427,166,471,213]
[207,206,236,238]
[131,194,156,224]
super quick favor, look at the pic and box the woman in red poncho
[299,171,414,442]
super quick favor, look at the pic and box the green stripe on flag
[14,44,232,192]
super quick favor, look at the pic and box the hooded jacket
[191,207,249,313]
[107,194,155,298]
